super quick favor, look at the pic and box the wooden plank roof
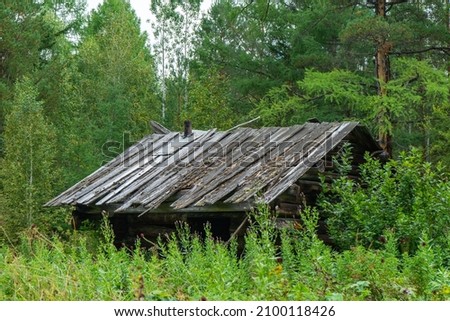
[46,122,379,213]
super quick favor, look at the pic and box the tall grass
[1,206,449,301]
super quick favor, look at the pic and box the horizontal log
[274,203,301,216]
[300,173,359,182]
[275,218,302,229]
[277,193,303,204]
[278,202,301,212]
[76,201,253,216]
[306,166,360,176]
[297,179,323,187]
[127,213,188,225]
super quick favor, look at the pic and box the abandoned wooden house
[46,120,382,246]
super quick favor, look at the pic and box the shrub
[320,149,450,259]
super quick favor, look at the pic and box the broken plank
[263,122,356,203]
[223,122,335,204]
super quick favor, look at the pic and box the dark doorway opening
[187,217,231,241]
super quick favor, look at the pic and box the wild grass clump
[1,205,449,301]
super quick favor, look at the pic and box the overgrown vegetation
[1,200,449,301]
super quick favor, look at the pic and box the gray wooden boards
[46,122,380,214]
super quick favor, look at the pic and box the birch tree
[151,0,202,126]
[0,78,59,242]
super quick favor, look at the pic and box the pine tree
[191,0,352,116]
[0,0,85,149]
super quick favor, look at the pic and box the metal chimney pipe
[183,120,192,138]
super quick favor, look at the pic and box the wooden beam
[149,120,171,134]
[227,116,260,131]
[225,216,249,246]
[76,201,254,216]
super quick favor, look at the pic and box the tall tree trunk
[447,0,450,75]
[183,3,189,111]
[375,0,393,156]
[161,23,166,122]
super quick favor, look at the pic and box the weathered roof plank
[96,129,217,206]
[263,122,356,203]
[69,132,180,205]
[114,129,223,212]
[224,122,338,204]
[46,122,380,213]
[193,125,308,207]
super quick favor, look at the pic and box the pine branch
[391,47,450,56]
[38,21,78,51]
[262,0,270,22]
[238,0,255,16]
[386,0,408,4]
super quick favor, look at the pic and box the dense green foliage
[0,0,159,240]
[79,0,159,144]
[1,207,449,301]
[0,78,66,242]
[321,150,450,257]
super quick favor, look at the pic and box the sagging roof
[46,122,379,213]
